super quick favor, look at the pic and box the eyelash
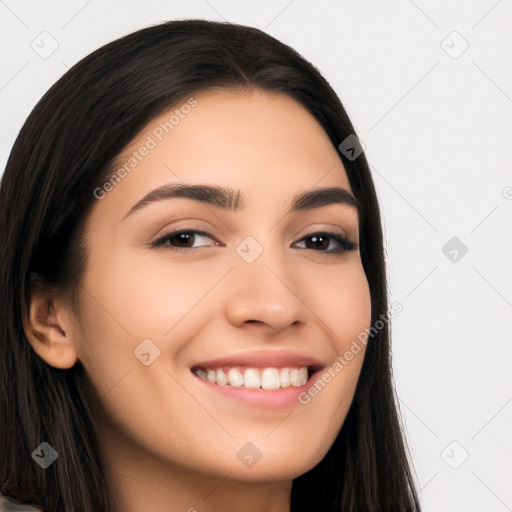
[151,229,358,254]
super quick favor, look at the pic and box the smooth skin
[26,89,372,512]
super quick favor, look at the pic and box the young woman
[0,19,421,512]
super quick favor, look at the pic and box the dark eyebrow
[290,186,360,213]
[120,183,360,221]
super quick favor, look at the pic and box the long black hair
[0,19,421,511]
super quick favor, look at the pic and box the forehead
[93,89,353,222]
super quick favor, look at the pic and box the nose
[224,245,310,332]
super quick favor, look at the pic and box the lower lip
[191,370,322,408]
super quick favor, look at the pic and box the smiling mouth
[191,365,320,390]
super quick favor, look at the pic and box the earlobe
[23,288,79,370]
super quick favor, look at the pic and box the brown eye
[152,230,218,250]
[294,231,358,254]
[167,232,197,248]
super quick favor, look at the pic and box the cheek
[305,259,372,346]
[299,262,371,411]
[72,251,229,406]
[84,247,227,337]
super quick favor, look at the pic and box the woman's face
[74,89,371,482]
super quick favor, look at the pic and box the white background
[1,1,511,511]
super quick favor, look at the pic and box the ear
[23,286,79,369]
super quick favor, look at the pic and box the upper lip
[191,350,326,372]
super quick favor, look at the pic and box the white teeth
[261,368,280,390]
[195,368,207,380]
[216,369,228,386]
[298,367,308,386]
[279,368,290,387]
[289,368,301,387]
[243,368,261,388]
[194,365,311,389]
[290,368,308,387]
[206,369,216,383]
[227,368,244,387]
